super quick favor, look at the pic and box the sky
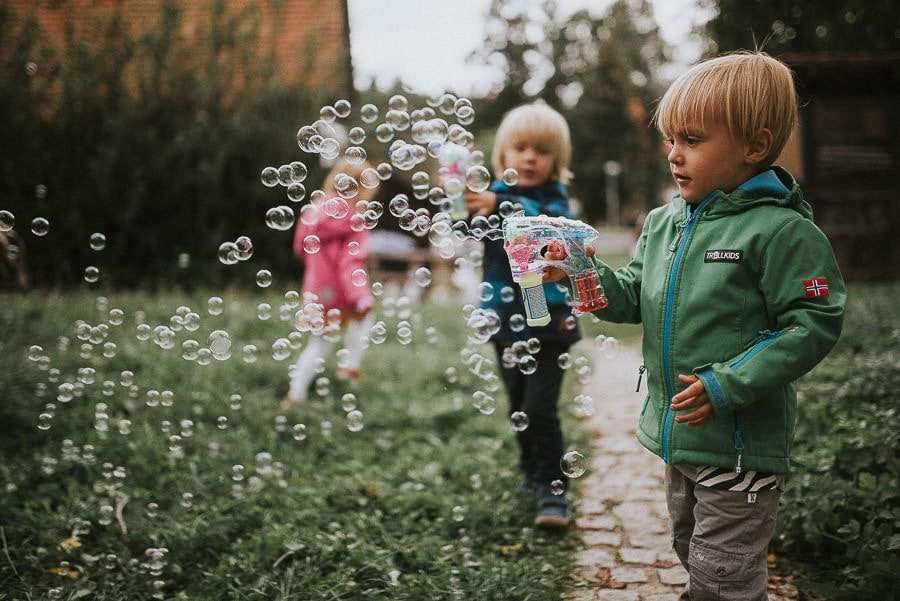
[347,0,712,97]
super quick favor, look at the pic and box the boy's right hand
[542,243,595,282]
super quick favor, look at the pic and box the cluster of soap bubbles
[10,91,626,590]
[218,235,254,266]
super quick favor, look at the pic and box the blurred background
[1,0,897,289]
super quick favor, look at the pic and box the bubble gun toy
[438,142,472,220]
[502,214,608,326]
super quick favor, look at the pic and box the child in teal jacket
[547,52,845,600]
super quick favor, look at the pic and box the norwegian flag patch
[804,277,830,298]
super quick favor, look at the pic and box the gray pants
[666,464,781,601]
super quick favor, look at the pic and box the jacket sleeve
[587,214,649,324]
[695,217,846,413]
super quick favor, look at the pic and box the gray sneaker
[534,487,569,528]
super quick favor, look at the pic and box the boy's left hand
[670,374,714,426]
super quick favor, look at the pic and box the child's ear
[745,129,773,165]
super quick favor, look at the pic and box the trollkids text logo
[704,249,743,263]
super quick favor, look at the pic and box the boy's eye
[685,136,700,145]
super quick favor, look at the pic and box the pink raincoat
[292,199,373,316]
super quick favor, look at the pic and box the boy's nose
[667,145,682,164]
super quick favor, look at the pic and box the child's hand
[542,242,595,283]
[465,190,497,217]
[670,374,714,426]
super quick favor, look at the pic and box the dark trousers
[494,340,570,488]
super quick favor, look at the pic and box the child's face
[503,138,555,188]
[664,120,758,203]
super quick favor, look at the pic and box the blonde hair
[654,51,798,166]
[491,101,573,185]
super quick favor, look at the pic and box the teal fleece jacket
[592,168,845,475]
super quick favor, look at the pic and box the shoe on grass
[534,487,569,528]
[281,395,303,408]
[336,368,363,382]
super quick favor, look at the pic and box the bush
[0,1,335,288]
[777,283,900,600]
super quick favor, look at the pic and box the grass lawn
[0,283,637,600]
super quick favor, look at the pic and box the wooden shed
[781,52,900,281]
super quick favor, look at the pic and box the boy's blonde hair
[654,51,798,166]
[491,101,573,185]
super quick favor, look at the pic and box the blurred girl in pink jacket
[284,158,379,404]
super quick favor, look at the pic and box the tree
[468,0,672,224]
[699,0,900,54]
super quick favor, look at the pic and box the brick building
[4,0,353,98]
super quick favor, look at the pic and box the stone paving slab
[564,342,799,601]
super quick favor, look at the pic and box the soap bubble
[324,196,351,219]
[510,411,529,432]
[334,98,352,117]
[347,240,360,255]
[413,267,432,288]
[257,302,271,320]
[266,205,295,230]
[31,217,50,236]
[360,103,378,123]
[478,281,494,302]
[218,241,240,265]
[256,269,273,288]
[375,123,394,143]
[277,164,295,185]
[90,233,107,251]
[287,183,306,202]
[509,314,525,332]
[502,168,519,186]
[208,330,232,360]
[272,338,291,361]
[557,353,572,369]
[261,166,279,187]
[207,296,224,315]
[348,126,366,144]
[302,235,321,254]
[550,479,566,495]
[290,161,308,183]
[368,321,387,345]
[0,210,13,231]
[292,423,307,441]
[465,165,492,193]
[518,355,537,375]
[335,173,360,199]
[472,390,496,415]
[346,409,364,432]
[560,450,586,478]
[84,266,100,283]
[600,336,620,359]
[351,268,368,287]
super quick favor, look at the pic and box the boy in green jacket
[546,51,845,599]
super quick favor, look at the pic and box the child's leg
[667,465,781,601]
[286,335,334,402]
[341,312,374,371]
[518,341,569,490]
[665,465,696,601]
[493,343,534,484]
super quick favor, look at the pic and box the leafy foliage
[777,283,900,600]
[0,1,335,288]
[469,0,673,225]
[700,0,900,54]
